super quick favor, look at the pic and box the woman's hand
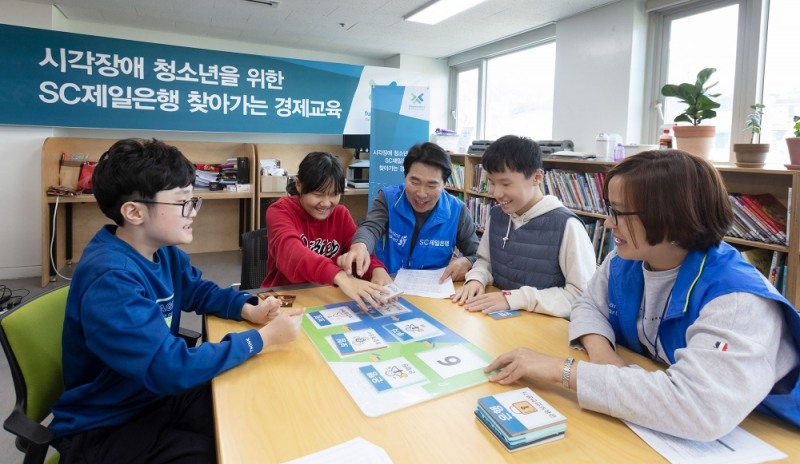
[484,347,564,386]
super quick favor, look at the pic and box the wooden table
[207,286,800,463]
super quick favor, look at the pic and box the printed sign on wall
[368,84,430,204]
[0,24,420,134]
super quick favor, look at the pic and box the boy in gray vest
[451,135,596,317]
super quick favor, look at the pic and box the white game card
[416,344,490,379]
[382,317,444,343]
[307,305,362,329]
[330,328,388,356]
[358,357,428,393]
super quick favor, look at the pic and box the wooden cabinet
[41,137,256,286]
[445,154,800,307]
[40,138,372,287]
[254,143,369,228]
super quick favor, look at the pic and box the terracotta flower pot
[732,143,769,167]
[673,125,716,159]
[787,138,800,166]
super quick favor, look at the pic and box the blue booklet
[477,387,566,436]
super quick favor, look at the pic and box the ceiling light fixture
[404,0,487,25]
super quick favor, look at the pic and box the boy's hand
[463,291,511,314]
[258,308,304,348]
[440,257,472,283]
[337,243,371,277]
[451,280,485,305]
[241,296,281,325]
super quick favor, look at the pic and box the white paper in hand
[394,268,456,298]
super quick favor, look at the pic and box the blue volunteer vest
[375,184,460,274]
[607,242,800,426]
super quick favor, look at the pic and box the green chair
[0,285,69,464]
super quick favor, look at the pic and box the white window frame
[644,0,768,160]
[448,24,556,141]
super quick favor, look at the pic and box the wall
[0,0,449,279]
[553,0,649,152]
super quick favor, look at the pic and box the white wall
[0,0,451,279]
[385,54,450,132]
[553,0,649,152]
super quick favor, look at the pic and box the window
[452,41,556,143]
[485,44,555,141]
[761,0,800,164]
[455,67,479,141]
[650,0,800,164]
[661,4,738,162]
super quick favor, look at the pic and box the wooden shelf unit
[445,154,800,307]
[41,137,257,286]
[254,144,369,228]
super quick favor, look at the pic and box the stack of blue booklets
[475,387,567,452]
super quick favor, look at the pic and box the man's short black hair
[92,138,195,226]
[403,142,452,182]
[481,135,542,178]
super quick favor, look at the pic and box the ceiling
[19,0,617,61]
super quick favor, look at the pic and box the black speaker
[237,157,250,184]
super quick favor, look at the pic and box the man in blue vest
[340,142,479,283]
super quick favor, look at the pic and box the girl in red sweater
[262,151,392,309]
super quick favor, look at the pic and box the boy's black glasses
[604,204,641,225]
[134,197,203,217]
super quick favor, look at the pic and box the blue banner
[369,84,430,204]
[0,23,371,134]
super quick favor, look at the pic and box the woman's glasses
[604,204,641,225]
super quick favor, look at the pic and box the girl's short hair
[603,150,733,251]
[287,152,345,196]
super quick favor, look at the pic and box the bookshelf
[40,137,256,286]
[444,154,800,307]
[253,143,369,228]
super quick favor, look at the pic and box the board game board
[301,297,493,417]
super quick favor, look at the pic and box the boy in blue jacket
[49,138,303,463]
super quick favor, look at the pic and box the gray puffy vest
[488,204,578,290]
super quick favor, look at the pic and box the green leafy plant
[745,103,765,143]
[660,68,722,126]
[793,115,800,138]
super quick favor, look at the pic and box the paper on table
[393,268,456,298]
[282,437,393,464]
[624,421,787,464]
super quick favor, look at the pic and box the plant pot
[732,143,769,167]
[673,125,716,159]
[787,138,800,166]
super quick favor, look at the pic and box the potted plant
[660,68,721,159]
[733,103,769,167]
[787,115,800,167]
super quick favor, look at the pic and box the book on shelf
[475,387,566,452]
[740,193,788,245]
[740,247,772,278]
[447,163,465,189]
[728,193,788,245]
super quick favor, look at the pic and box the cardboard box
[261,175,288,193]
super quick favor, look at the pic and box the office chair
[0,285,69,464]
[240,227,268,291]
